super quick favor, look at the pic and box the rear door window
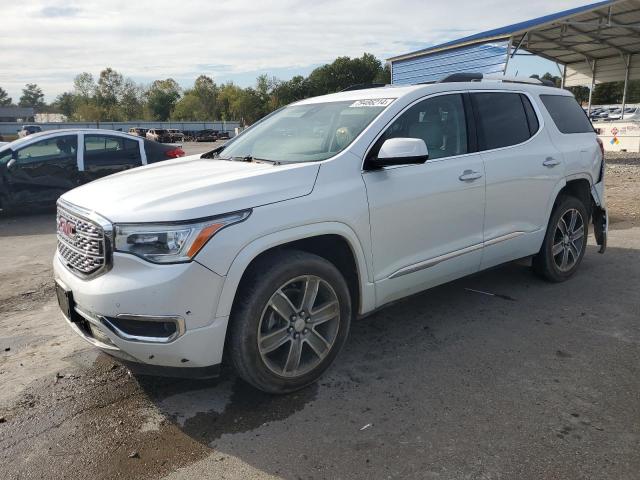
[471,92,532,151]
[540,95,594,134]
[84,135,141,168]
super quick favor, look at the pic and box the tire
[532,195,589,282]
[228,250,352,394]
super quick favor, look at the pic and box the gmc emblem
[58,218,76,238]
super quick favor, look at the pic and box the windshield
[219,99,393,162]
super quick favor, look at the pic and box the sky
[0,0,592,102]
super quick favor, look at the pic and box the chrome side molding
[388,231,526,280]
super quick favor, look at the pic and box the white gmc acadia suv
[54,75,608,393]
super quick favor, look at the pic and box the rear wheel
[533,195,589,282]
[228,250,352,394]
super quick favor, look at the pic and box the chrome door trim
[484,231,525,246]
[388,242,483,279]
[387,231,526,280]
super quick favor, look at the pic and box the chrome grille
[56,204,109,277]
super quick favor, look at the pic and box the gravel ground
[0,150,638,480]
[604,152,640,227]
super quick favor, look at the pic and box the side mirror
[7,158,17,170]
[370,138,429,168]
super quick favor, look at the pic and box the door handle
[459,170,483,182]
[543,157,561,167]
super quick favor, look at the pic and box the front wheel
[228,250,352,394]
[533,195,589,282]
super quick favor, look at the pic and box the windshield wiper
[232,155,280,165]
[201,145,226,159]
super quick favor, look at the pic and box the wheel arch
[545,175,594,223]
[557,177,593,213]
[215,223,375,319]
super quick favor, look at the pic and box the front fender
[214,222,375,318]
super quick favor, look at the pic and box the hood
[61,155,320,222]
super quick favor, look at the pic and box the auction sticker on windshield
[350,98,395,108]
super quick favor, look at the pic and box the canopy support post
[621,54,631,120]
[588,59,597,117]
[503,37,513,75]
[555,62,566,88]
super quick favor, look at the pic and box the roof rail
[438,72,557,87]
[439,73,483,83]
[340,83,387,92]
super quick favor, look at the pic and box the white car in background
[53,75,607,393]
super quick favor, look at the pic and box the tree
[96,68,124,120]
[193,75,218,118]
[592,82,624,104]
[120,79,144,120]
[270,75,309,108]
[146,79,181,120]
[375,63,392,84]
[51,92,76,117]
[172,92,205,120]
[19,83,45,110]
[73,72,96,99]
[230,87,263,125]
[530,72,561,87]
[0,87,12,106]
[567,86,590,105]
[307,53,385,95]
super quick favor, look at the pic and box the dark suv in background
[18,125,43,138]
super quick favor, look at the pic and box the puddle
[158,381,234,427]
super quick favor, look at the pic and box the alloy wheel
[552,208,585,272]
[257,275,341,378]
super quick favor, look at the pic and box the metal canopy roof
[389,0,640,84]
[388,0,640,114]
[389,1,622,64]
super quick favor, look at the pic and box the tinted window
[472,92,532,150]
[540,95,594,134]
[84,135,141,167]
[521,94,540,136]
[376,93,468,161]
[16,136,77,165]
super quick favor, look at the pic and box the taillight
[165,148,185,158]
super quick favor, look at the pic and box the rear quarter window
[540,95,594,134]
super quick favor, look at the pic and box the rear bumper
[591,180,607,254]
[593,206,608,254]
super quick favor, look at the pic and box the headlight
[114,210,250,263]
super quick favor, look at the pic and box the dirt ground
[0,152,638,480]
